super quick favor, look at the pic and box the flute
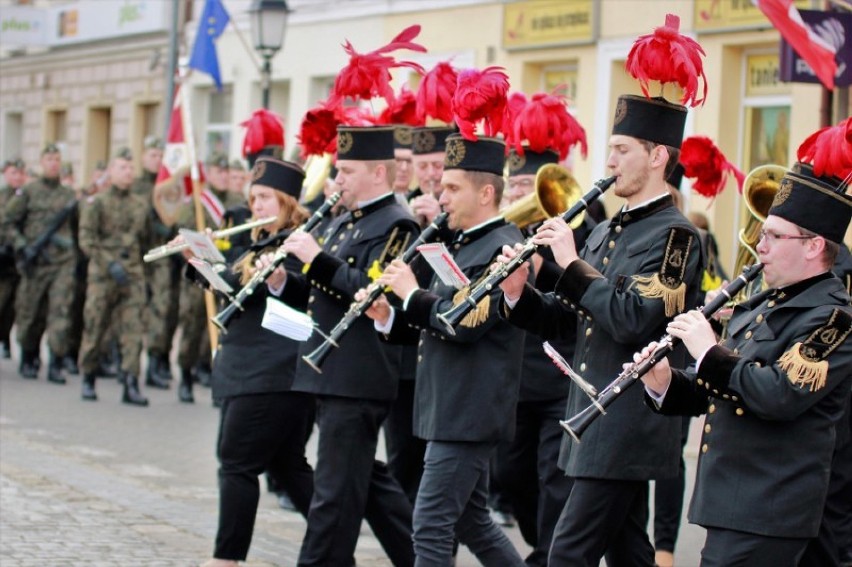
[143,216,277,262]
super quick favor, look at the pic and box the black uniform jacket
[650,273,852,538]
[502,195,704,480]
[291,193,420,401]
[383,218,527,443]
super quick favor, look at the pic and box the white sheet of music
[261,297,314,342]
[188,258,233,294]
[416,242,470,290]
[179,228,226,264]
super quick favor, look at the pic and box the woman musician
[175,157,316,567]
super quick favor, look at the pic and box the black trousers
[549,478,654,567]
[385,379,426,505]
[653,415,690,553]
[702,527,808,567]
[214,391,315,560]
[297,396,414,567]
[496,397,572,567]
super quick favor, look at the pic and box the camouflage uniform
[0,181,22,355]
[3,176,78,367]
[78,185,151,379]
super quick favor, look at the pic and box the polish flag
[753,0,838,90]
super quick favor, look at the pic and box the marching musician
[497,92,705,565]
[279,125,418,567]
[408,126,454,227]
[177,157,316,567]
[363,133,528,566]
[637,163,852,566]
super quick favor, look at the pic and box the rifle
[16,197,78,276]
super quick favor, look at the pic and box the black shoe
[81,374,97,401]
[145,359,170,389]
[277,491,297,512]
[19,358,38,379]
[121,373,149,406]
[47,353,66,384]
[154,354,173,382]
[178,368,194,403]
[0,341,10,359]
[195,364,212,388]
[62,355,79,375]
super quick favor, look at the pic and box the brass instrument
[732,164,784,276]
[558,263,765,443]
[502,163,584,230]
[436,175,617,335]
[143,216,277,263]
[301,153,333,204]
[211,192,342,333]
[301,212,450,373]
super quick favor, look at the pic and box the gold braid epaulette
[453,286,490,328]
[779,308,851,392]
[633,227,694,317]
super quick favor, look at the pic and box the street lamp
[248,0,290,109]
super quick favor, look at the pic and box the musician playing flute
[497,92,705,566]
[635,159,852,567]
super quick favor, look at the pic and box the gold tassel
[453,287,491,328]
[633,274,686,317]
[778,342,829,392]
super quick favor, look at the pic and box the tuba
[733,164,784,276]
[502,164,584,230]
[300,153,333,204]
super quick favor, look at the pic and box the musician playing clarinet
[497,92,704,566]
[636,160,852,567]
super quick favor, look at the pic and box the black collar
[452,217,508,247]
[609,194,674,228]
[350,193,397,221]
[770,271,835,303]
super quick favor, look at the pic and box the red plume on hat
[240,109,284,158]
[452,66,510,141]
[328,25,427,107]
[625,14,707,108]
[379,86,424,127]
[679,136,744,198]
[797,117,852,181]
[511,89,587,161]
[502,91,528,148]
[298,100,343,160]
[416,61,458,124]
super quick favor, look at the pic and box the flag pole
[178,63,220,357]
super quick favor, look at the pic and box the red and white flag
[753,0,838,90]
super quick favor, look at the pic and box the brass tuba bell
[733,164,785,276]
[502,163,584,229]
[300,152,333,204]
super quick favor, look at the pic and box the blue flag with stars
[188,0,230,90]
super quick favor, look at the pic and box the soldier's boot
[145,356,170,390]
[19,351,39,379]
[156,354,174,382]
[0,340,11,359]
[178,367,194,404]
[62,352,80,375]
[121,373,149,407]
[46,352,67,385]
[81,373,97,401]
[96,357,118,378]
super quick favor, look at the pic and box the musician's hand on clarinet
[533,217,578,269]
[257,252,287,290]
[632,341,672,396]
[357,289,391,326]
[496,243,528,303]
[704,282,729,321]
[667,310,717,361]
[376,259,418,300]
[280,231,321,264]
[410,194,441,224]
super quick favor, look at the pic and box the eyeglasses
[508,178,534,190]
[758,229,817,244]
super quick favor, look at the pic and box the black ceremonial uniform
[503,194,703,565]
[291,192,418,567]
[650,274,852,562]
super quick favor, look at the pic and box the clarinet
[301,212,449,373]
[436,176,617,335]
[211,192,341,333]
[559,263,765,442]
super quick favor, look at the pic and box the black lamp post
[248,0,290,109]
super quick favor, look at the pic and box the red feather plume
[512,90,587,161]
[328,25,427,108]
[502,92,528,149]
[452,66,510,141]
[679,136,744,198]
[297,100,343,160]
[625,14,707,108]
[240,108,285,158]
[416,61,458,124]
[796,117,852,181]
[379,86,424,126]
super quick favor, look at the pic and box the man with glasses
[409,126,454,228]
[638,162,852,566]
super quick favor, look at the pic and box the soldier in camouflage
[0,157,26,359]
[3,144,78,383]
[78,149,152,406]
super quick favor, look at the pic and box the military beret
[42,142,60,155]
[2,158,25,170]
[143,135,164,150]
[205,152,230,169]
[229,159,246,171]
[114,147,133,160]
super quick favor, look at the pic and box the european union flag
[188,0,230,90]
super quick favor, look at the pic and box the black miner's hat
[443,134,505,176]
[250,157,305,200]
[611,95,687,149]
[336,126,394,161]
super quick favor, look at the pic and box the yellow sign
[543,69,579,104]
[745,54,788,97]
[694,0,814,33]
[503,0,595,50]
